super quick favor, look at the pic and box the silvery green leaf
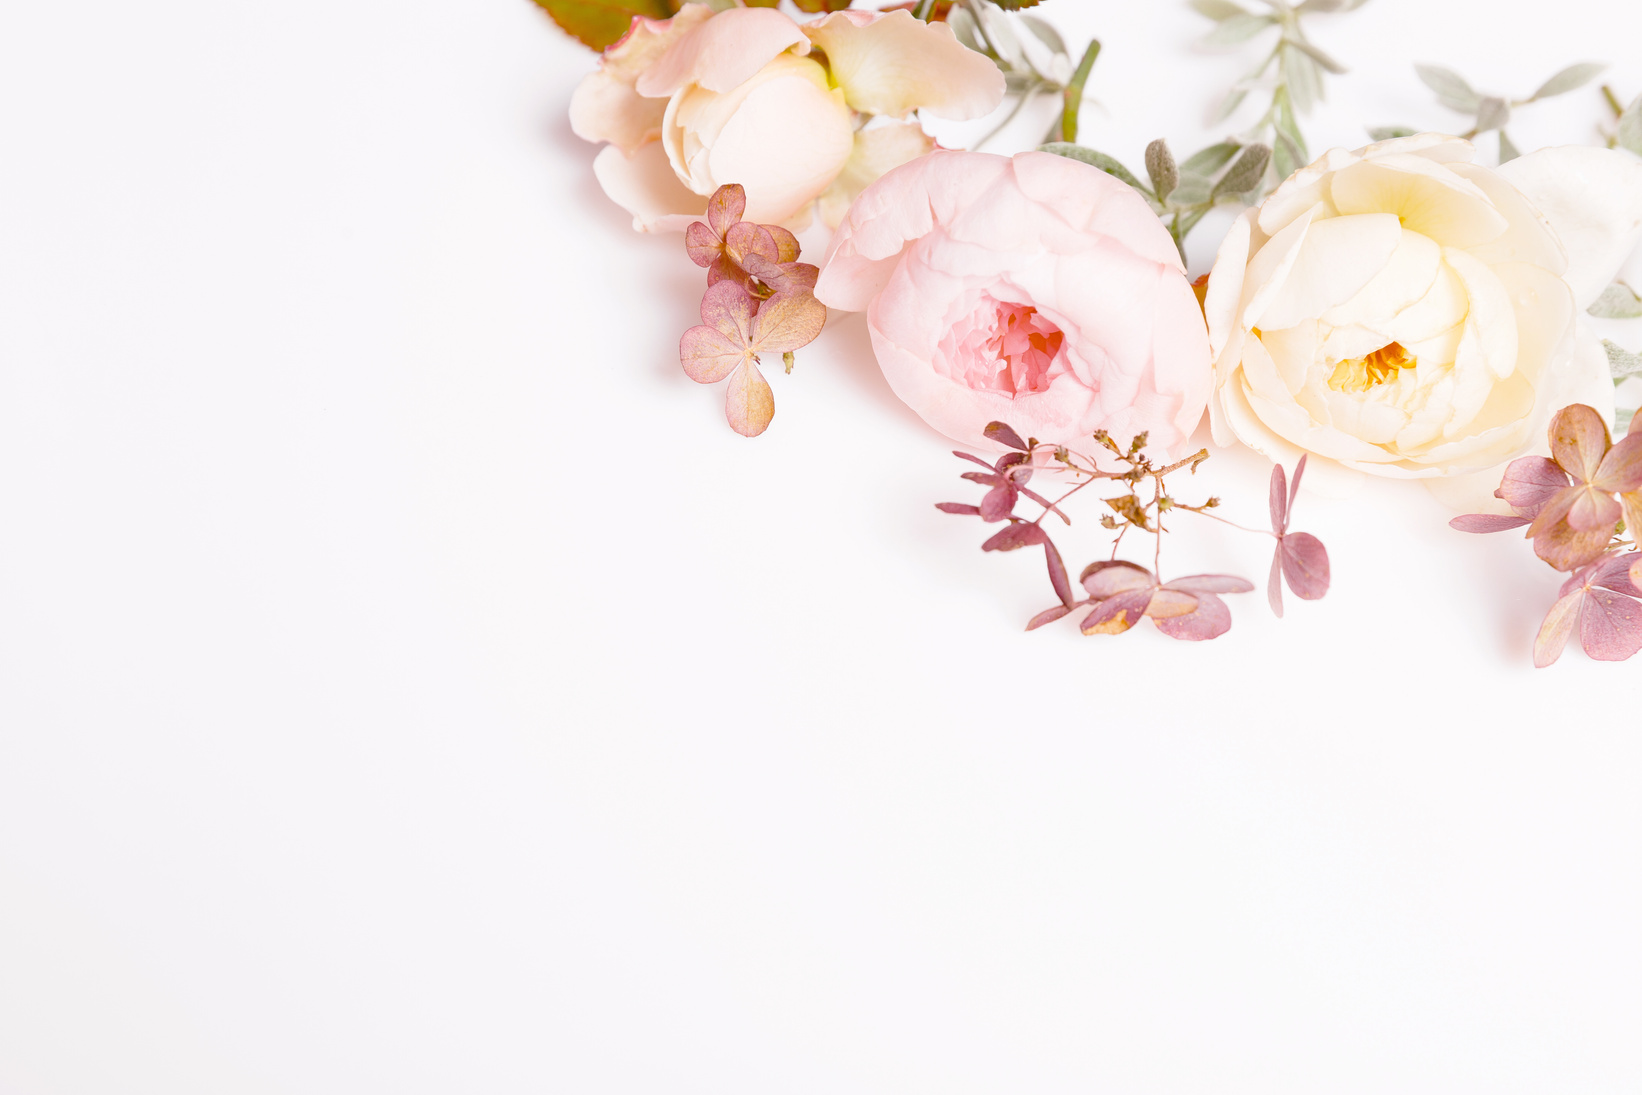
[1591,283,1642,319]
[1604,340,1642,379]
[1616,94,1642,156]
[1212,85,1251,123]
[1214,143,1272,196]
[1620,407,1637,434]
[1530,62,1606,101]
[1497,129,1520,163]
[1038,143,1164,211]
[1284,47,1321,113]
[1169,177,1213,206]
[1367,125,1417,141]
[1274,95,1308,161]
[949,6,983,52]
[1415,63,1481,112]
[1273,128,1302,180]
[1190,0,1251,18]
[1298,0,1371,10]
[967,0,1025,68]
[1145,139,1179,203]
[1016,14,1067,57]
[1202,12,1274,46]
[1180,141,1242,175]
[1289,38,1346,74]
[1475,96,1511,132]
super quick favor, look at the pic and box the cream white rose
[1204,134,1642,483]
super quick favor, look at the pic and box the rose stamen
[1328,341,1416,394]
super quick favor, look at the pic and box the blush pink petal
[568,4,715,152]
[801,9,1005,121]
[592,142,708,233]
[634,6,809,99]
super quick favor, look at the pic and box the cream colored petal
[1360,132,1474,165]
[817,122,936,230]
[592,141,707,232]
[1320,228,1442,330]
[1255,213,1403,330]
[1446,163,1567,274]
[1245,377,1394,463]
[1490,260,1575,389]
[635,7,809,98]
[1203,209,1253,359]
[1256,146,1354,236]
[1319,323,1394,362]
[803,9,1004,121]
[1443,248,1519,379]
[570,71,668,152]
[705,69,855,225]
[1239,204,1321,332]
[1380,259,1467,345]
[1255,321,1319,396]
[1329,153,1510,249]
[1321,385,1410,446]
[1497,145,1642,310]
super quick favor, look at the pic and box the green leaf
[1498,129,1521,163]
[1475,96,1511,133]
[1169,176,1213,206]
[1272,127,1303,180]
[1616,93,1642,156]
[990,0,1043,9]
[1213,142,1272,197]
[1274,91,1308,162]
[1530,62,1606,101]
[1202,12,1273,45]
[1415,63,1481,113]
[1145,139,1179,203]
[1367,126,1418,141]
[1017,14,1066,56]
[1604,339,1642,379]
[1180,142,1241,176]
[1190,0,1251,18]
[1212,85,1251,123]
[530,0,676,52]
[1058,39,1102,143]
[1283,46,1318,114]
[1289,38,1346,75]
[1590,282,1642,319]
[1039,143,1162,211]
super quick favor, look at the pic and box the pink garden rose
[814,150,1213,453]
[570,4,1003,232]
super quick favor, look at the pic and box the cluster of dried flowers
[678,184,825,436]
[938,422,1330,640]
[1453,404,1642,666]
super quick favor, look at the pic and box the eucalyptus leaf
[1169,177,1213,207]
[1274,94,1308,161]
[1202,12,1273,46]
[1180,141,1242,175]
[1039,143,1163,211]
[1475,96,1511,132]
[1145,139,1180,203]
[948,6,983,53]
[1530,62,1606,101]
[1214,143,1272,197]
[1016,14,1067,57]
[1212,85,1251,123]
[1283,47,1317,114]
[1273,128,1302,180]
[1415,63,1481,112]
[1298,0,1371,9]
[1189,0,1251,18]
[1498,129,1521,164]
[1616,94,1642,156]
[1604,340,1642,379]
[1289,38,1347,75]
[1367,126,1418,141]
[1591,283,1642,319]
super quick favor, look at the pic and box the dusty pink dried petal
[1495,456,1570,518]
[1080,560,1154,599]
[1533,589,1583,667]
[1279,532,1330,600]
[724,221,778,270]
[977,484,1018,522]
[1592,552,1642,597]
[1044,541,1074,607]
[1080,589,1154,635]
[685,220,721,269]
[706,184,746,238]
[1632,556,1642,590]
[984,422,1029,451]
[699,280,755,342]
[751,291,827,353]
[1268,462,1288,534]
[1026,604,1072,631]
[1143,589,1199,619]
[982,521,1044,551]
[935,502,981,516]
[1154,593,1232,641]
[1267,548,1284,618]
[1580,588,1642,661]
[1450,513,1533,532]
[1593,435,1642,493]
[1632,412,1642,438]
[1164,574,1256,594]
[763,225,801,263]
[741,256,819,295]
[1528,490,1617,572]
[1548,403,1611,483]
[725,360,774,437]
[679,325,746,383]
[1564,485,1623,533]
[1288,455,1307,517]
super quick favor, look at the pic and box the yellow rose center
[1327,341,1416,394]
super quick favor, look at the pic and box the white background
[2,1,1640,1091]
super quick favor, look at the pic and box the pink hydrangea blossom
[814,150,1213,454]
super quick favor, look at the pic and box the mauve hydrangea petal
[981,521,1045,552]
[685,221,721,268]
[765,225,801,263]
[1154,592,1233,641]
[935,502,980,516]
[1267,548,1285,618]
[1579,588,1642,661]
[1548,403,1611,484]
[1289,454,1307,515]
[707,183,746,238]
[699,280,755,341]
[1269,462,1288,533]
[1495,456,1570,517]
[1026,604,1072,631]
[1143,589,1200,619]
[1533,589,1583,668]
[1449,513,1533,533]
[725,221,778,269]
[752,291,827,354]
[1528,490,1615,572]
[1045,541,1074,608]
[1564,486,1623,533]
[1080,560,1154,598]
[679,325,745,384]
[1594,434,1642,493]
[977,485,1017,523]
[725,360,775,437]
[984,422,1029,451]
[1593,552,1642,597]
[1279,532,1331,599]
[1080,589,1154,636]
[1632,556,1642,589]
[1163,574,1257,594]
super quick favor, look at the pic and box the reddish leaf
[1495,456,1569,517]
[1533,589,1582,667]
[935,502,981,516]
[1279,532,1330,599]
[1164,574,1256,594]
[1269,461,1288,533]
[982,521,1047,552]
[1080,560,1154,598]
[706,183,745,238]
[978,483,1018,522]
[679,325,744,384]
[751,291,826,354]
[725,360,774,437]
[1080,589,1153,635]
[1154,592,1233,641]
[984,422,1030,451]
[1026,604,1072,631]
[1580,588,1642,661]
[1549,403,1610,482]
[1450,513,1532,533]
[1044,540,1074,608]
[1267,547,1284,618]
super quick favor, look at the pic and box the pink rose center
[943,298,1066,397]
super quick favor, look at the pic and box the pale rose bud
[570,4,1004,234]
[815,150,1213,455]
[1204,134,1642,492]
